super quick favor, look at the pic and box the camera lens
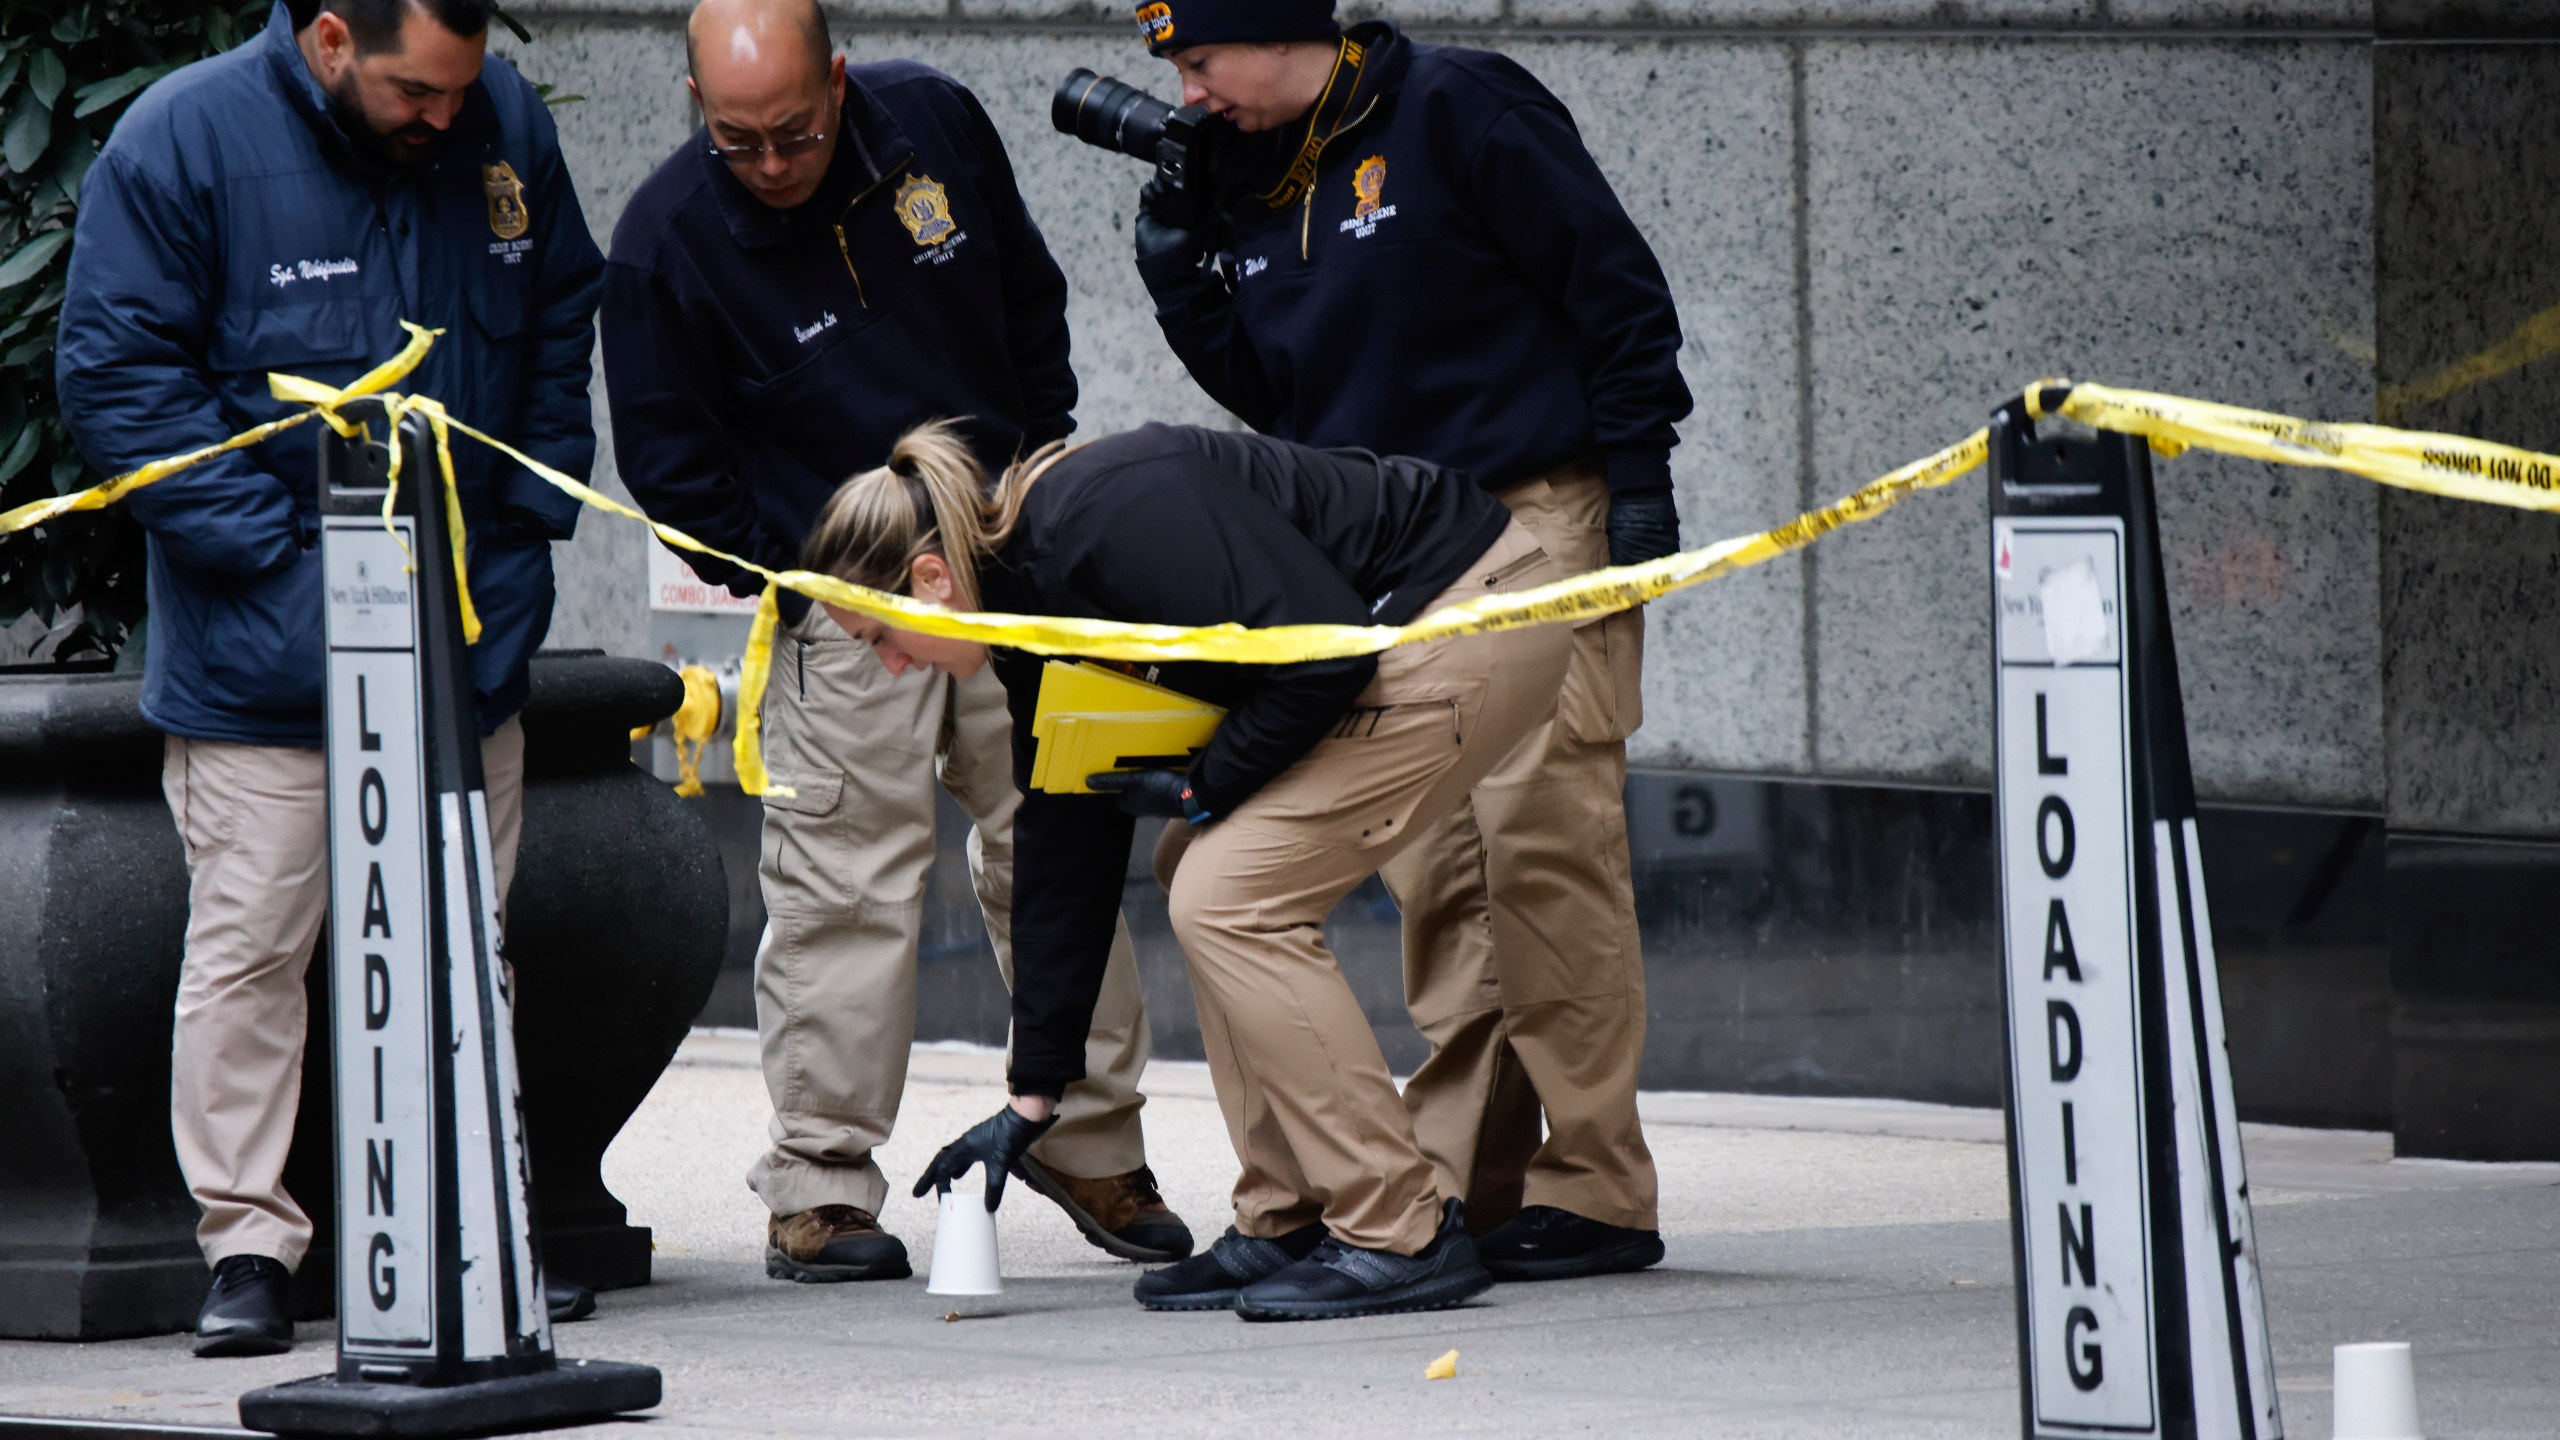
[1052,68,1174,164]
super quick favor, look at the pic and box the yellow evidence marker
[1425,1350,1459,1381]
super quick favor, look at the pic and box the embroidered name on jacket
[269,257,360,288]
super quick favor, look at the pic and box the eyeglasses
[707,129,828,163]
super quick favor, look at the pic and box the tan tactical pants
[1160,520,1571,1255]
[164,721,526,1270]
[1380,465,1662,1233]
[748,606,1151,1218]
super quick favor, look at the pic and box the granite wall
[508,2,2426,813]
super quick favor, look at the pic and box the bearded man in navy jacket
[1127,0,1691,1283]
[55,0,603,1356]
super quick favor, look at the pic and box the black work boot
[1014,1158,1196,1263]
[194,1255,293,1358]
[546,1277,596,1322]
[1475,1205,1665,1281]
[1233,1199,1493,1322]
[1132,1221,1324,1312]
[765,1205,912,1282]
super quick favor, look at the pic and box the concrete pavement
[4,1031,2554,1437]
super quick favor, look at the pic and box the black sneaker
[1475,1204,1665,1281]
[1233,1199,1492,1322]
[1132,1222,1323,1311]
[194,1255,293,1358]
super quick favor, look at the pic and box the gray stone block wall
[507,3,2410,810]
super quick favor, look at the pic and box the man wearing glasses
[601,0,1189,1283]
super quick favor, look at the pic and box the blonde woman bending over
[805,419,1571,1322]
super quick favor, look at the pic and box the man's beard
[328,74,440,172]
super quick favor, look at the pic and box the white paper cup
[2333,1341,2422,1440]
[926,1186,1003,1297]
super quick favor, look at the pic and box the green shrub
[0,1,267,666]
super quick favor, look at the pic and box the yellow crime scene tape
[10,326,2560,797]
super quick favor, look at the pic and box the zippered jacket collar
[701,77,917,248]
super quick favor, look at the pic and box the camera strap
[1250,35,1374,213]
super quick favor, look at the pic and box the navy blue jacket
[1139,22,1692,495]
[56,2,604,746]
[601,63,1074,611]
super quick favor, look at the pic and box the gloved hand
[1088,768,1210,824]
[912,1104,1056,1212]
[1135,177,1207,269]
[1606,489,1682,568]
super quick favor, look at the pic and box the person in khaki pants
[800,419,1568,1322]
[601,0,1188,1278]
[1383,463,1659,1253]
[1129,0,1691,1278]
[748,601,1168,1271]
[53,0,608,1356]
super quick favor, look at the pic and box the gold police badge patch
[895,174,957,247]
[1352,155,1387,219]
[483,161,529,241]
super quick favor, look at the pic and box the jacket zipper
[1299,93,1381,262]
[831,225,869,309]
[830,164,904,310]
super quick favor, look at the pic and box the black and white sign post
[240,403,659,1437]
[1988,394,2281,1440]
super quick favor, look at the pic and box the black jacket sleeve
[954,84,1078,449]
[995,651,1138,1097]
[1135,233,1286,432]
[598,256,790,596]
[1466,102,1692,494]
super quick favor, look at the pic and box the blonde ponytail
[800,421,981,607]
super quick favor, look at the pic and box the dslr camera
[1053,69,1228,231]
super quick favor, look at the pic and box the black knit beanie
[1135,0,1340,57]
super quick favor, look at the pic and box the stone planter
[0,652,723,1341]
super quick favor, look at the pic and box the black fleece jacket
[602,63,1074,613]
[1137,22,1692,496]
[986,423,1507,1095]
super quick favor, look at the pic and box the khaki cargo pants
[164,721,527,1270]
[1381,464,1662,1233]
[1157,520,1572,1255]
[748,606,1152,1219]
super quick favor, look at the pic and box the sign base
[239,1358,659,1438]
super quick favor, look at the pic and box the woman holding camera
[803,419,1570,1320]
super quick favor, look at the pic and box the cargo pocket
[1559,606,1645,745]
[1243,683,1481,852]
[756,769,849,909]
[757,768,843,818]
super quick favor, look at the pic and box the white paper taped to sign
[2040,557,2113,665]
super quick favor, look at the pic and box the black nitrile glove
[1088,767,1210,824]
[913,1105,1056,1212]
[1134,178,1207,269]
[1606,489,1682,568]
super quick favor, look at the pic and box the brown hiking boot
[765,1205,912,1283]
[1012,1157,1195,1263]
